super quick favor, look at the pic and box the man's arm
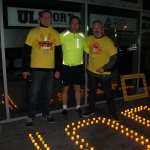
[22,44,31,78]
[55,45,62,72]
[103,54,117,72]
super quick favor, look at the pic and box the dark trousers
[88,74,116,115]
[28,70,54,119]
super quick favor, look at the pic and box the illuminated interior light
[87,26,89,32]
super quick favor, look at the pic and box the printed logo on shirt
[90,42,102,54]
[37,33,56,50]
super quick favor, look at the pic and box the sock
[76,105,80,109]
[63,105,67,110]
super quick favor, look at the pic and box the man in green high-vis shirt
[60,16,89,120]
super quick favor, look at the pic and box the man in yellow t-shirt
[22,10,62,127]
[83,20,119,122]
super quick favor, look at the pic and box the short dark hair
[93,20,103,26]
[69,16,81,25]
[39,9,52,17]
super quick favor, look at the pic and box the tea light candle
[145,139,149,143]
[130,135,133,139]
[102,120,105,124]
[141,141,144,145]
[34,143,37,146]
[147,124,150,127]
[42,141,45,145]
[83,120,86,123]
[67,125,70,128]
[125,128,128,131]
[71,136,74,140]
[44,144,47,148]
[38,135,41,138]
[121,130,124,134]
[93,118,96,121]
[40,137,43,141]
[81,124,84,127]
[111,125,114,128]
[147,145,150,148]
[76,135,80,139]
[108,119,111,122]
[73,127,76,131]
[86,143,89,147]
[115,127,118,130]
[72,123,74,126]
[91,147,94,150]
[75,141,79,145]
[98,117,101,120]
[120,125,124,129]
[142,122,145,125]
[130,130,133,134]
[126,132,129,136]
[46,147,50,150]
[32,139,35,143]
[112,121,115,124]
[67,132,70,136]
[135,132,138,136]
[81,139,84,143]
[140,136,144,140]
[86,122,89,126]
[65,128,68,132]
[29,134,32,138]
[36,132,38,135]
[135,138,139,142]
[72,131,76,135]
[78,121,81,124]
[30,137,33,140]
[107,122,110,126]
[116,123,119,126]
[80,145,83,149]
[36,146,40,150]
[96,120,98,123]
[91,121,94,124]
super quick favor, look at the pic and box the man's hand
[96,67,104,73]
[54,71,60,79]
[22,72,30,79]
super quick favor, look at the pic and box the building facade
[0,0,150,123]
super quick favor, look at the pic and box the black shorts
[61,64,85,86]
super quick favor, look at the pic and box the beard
[94,32,104,38]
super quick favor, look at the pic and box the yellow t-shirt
[25,26,60,69]
[87,35,117,75]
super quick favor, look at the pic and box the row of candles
[121,106,150,127]
[29,132,50,150]
[65,116,150,149]
[1,94,18,110]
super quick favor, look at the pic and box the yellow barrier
[120,73,149,101]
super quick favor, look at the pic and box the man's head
[69,16,81,33]
[92,20,104,38]
[39,9,52,27]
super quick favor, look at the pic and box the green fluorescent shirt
[60,31,89,66]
